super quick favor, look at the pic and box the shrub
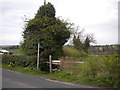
[94,74,120,88]
[103,54,120,76]
[79,55,120,77]
[2,55,37,68]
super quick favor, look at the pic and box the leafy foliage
[21,3,71,71]
[72,28,95,53]
[2,55,37,68]
[73,35,82,50]
[35,3,55,19]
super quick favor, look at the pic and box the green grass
[63,46,80,57]
[63,46,87,57]
[7,49,23,54]
[2,64,47,76]
[2,64,117,88]
[2,64,93,87]
[2,64,95,86]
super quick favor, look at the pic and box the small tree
[72,28,96,53]
[83,34,95,53]
[73,35,83,50]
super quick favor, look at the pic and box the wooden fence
[46,55,85,73]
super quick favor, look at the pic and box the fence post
[60,58,62,70]
[49,55,52,73]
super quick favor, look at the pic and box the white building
[0,50,10,55]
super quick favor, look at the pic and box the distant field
[7,49,22,54]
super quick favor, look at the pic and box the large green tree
[21,3,71,71]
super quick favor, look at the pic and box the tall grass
[60,54,120,88]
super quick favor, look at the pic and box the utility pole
[44,0,46,5]
[37,43,40,69]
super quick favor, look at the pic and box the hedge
[2,55,37,68]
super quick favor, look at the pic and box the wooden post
[60,58,62,70]
[49,55,52,73]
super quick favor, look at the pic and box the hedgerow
[2,55,37,68]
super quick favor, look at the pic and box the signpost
[37,43,43,69]
[37,0,46,69]
[37,43,40,69]
[49,55,52,73]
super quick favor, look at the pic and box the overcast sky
[0,0,119,45]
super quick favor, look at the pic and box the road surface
[2,68,97,88]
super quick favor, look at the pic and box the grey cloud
[0,0,118,45]
[87,17,118,32]
[0,0,42,45]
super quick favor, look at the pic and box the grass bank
[2,64,119,88]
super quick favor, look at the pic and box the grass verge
[2,64,119,88]
[2,64,97,87]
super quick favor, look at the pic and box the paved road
[2,69,96,88]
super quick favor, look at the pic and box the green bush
[2,55,11,64]
[2,55,37,68]
[103,54,120,76]
[83,56,102,77]
[79,54,120,77]
[94,74,120,88]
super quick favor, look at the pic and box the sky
[0,0,119,45]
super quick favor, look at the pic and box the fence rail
[47,55,85,73]
[46,60,60,65]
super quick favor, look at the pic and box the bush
[94,74,120,88]
[2,55,37,68]
[79,55,120,77]
[103,54,120,76]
